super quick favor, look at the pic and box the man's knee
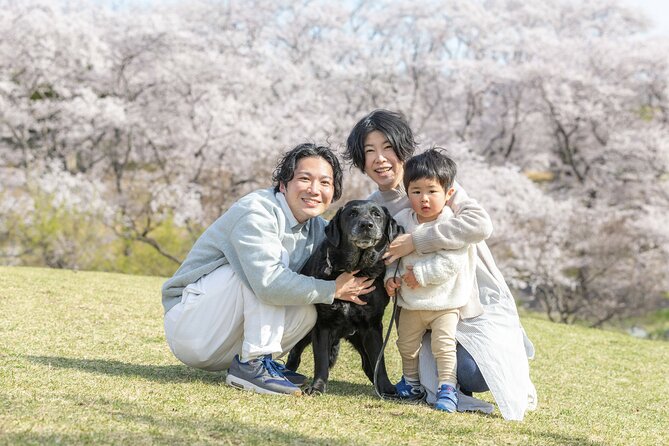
[280,305,317,354]
[287,304,317,338]
[301,304,317,332]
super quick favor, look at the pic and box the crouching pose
[346,110,537,420]
[161,143,375,396]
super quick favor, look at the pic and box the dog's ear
[325,206,343,247]
[383,206,403,241]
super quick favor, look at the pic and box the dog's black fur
[286,200,400,395]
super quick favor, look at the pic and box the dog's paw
[303,383,326,396]
[377,381,396,395]
[380,388,398,398]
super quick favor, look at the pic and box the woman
[345,110,537,420]
[162,143,375,396]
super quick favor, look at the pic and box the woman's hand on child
[402,265,420,289]
[385,277,401,297]
[383,233,415,264]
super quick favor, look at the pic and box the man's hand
[382,233,415,264]
[334,270,374,305]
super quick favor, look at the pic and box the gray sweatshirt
[161,188,336,314]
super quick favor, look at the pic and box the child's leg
[428,308,460,387]
[396,309,427,381]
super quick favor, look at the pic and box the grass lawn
[1,266,667,445]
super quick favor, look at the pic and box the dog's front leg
[346,332,374,379]
[304,327,331,395]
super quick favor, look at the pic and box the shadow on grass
[518,428,608,446]
[26,355,223,384]
[19,356,603,445]
[3,432,357,446]
[8,361,384,445]
[310,378,380,397]
[23,355,503,416]
[3,415,361,445]
[25,355,381,396]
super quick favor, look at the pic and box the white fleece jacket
[385,207,477,312]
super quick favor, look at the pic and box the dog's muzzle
[351,238,379,249]
[350,222,382,248]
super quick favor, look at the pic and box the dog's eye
[371,210,382,218]
[349,210,358,217]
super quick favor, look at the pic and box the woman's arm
[413,196,492,254]
[384,182,492,263]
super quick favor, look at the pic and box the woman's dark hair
[403,148,457,192]
[272,143,343,201]
[344,109,416,173]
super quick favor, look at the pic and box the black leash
[372,259,425,404]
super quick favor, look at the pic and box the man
[162,143,375,395]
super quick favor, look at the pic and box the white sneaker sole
[225,374,302,396]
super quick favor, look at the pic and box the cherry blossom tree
[1,0,667,325]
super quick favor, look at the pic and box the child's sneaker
[225,354,302,396]
[434,384,458,412]
[395,376,426,401]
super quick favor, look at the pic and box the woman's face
[280,156,335,223]
[363,130,404,191]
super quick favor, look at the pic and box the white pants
[164,264,317,371]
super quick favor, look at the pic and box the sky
[624,0,669,35]
[99,0,669,36]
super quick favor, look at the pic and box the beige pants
[164,264,317,371]
[397,308,459,387]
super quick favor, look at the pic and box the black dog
[286,200,400,395]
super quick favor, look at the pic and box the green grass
[1,266,667,445]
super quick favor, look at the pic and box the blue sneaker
[434,384,458,412]
[270,359,307,387]
[395,376,426,401]
[225,355,302,396]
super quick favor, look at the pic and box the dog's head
[325,200,401,250]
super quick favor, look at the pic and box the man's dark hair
[344,109,416,173]
[272,143,343,201]
[403,148,457,192]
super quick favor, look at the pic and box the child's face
[407,178,455,223]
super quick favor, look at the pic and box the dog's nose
[359,220,374,230]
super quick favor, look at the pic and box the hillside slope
[0,266,667,445]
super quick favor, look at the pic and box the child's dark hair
[403,148,457,191]
[273,143,343,201]
[344,109,416,173]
